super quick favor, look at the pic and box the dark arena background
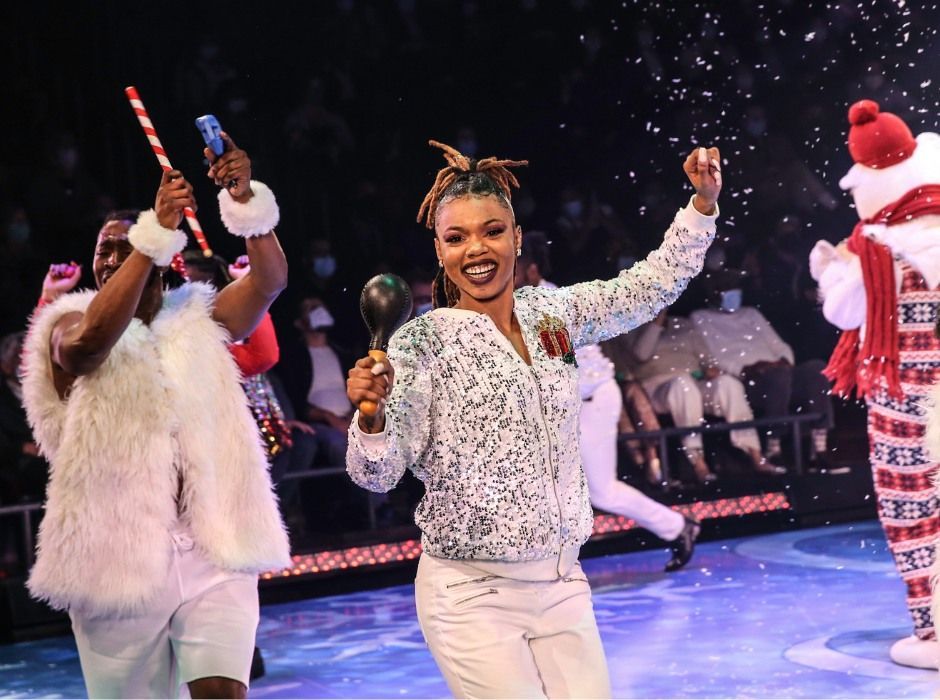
[1,1,939,697]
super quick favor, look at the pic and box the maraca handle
[359,349,387,417]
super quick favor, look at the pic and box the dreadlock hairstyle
[416,140,528,309]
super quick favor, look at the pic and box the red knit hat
[846,99,917,169]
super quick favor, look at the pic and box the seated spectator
[408,268,435,319]
[624,310,784,479]
[266,372,318,530]
[598,336,670,486]
[0,331,47,504]
[183,252,319,481]
[277,297,355,467]
[552,186,626,284]
[514,230,553,289]
[616,377,669,487]
[1,260,83,510]
[690,269,834,464]
[0,330,44,574]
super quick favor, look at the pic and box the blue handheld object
[195,114,224,156]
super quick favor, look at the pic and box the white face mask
[308,306,334,329]
[415,301,433,317]
[720,288,743,313]
[312,255,337,279]
[562,200,583,220]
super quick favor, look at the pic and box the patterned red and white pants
[866,267,940,640]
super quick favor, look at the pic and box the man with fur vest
[21,133,292,698]
[810,100,940,670]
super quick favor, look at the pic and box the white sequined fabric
[347,198,716,562]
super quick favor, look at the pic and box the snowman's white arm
[810,240,867,331]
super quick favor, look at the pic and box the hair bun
[848,99,879,126]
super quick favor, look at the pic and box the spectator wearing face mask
[690,270,834,465]
[408,268,435,319]
[275,297,357,467]
[551,186,626,284]
[303,238,339,294]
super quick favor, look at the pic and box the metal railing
[0,502,39,568]
[618,412,824,488]
[0,412,823,570]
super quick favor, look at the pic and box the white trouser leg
[415,555,610,699]
[698,375,761,452]
[69,529,259,699]
[581,380,683,541]
[650,375,704,450]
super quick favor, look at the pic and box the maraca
[359,273,413,416]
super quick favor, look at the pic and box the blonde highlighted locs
[417,140,528,308]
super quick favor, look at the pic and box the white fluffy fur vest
[22,283,291,615]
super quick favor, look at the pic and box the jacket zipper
[529,365,565,578]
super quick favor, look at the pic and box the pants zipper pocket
[446,575,498,590]
[455,588,499,606]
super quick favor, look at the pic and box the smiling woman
[418,141,528,311]
[345,139,722,698]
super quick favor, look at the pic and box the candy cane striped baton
[124,86,213,257]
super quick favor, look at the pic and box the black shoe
[755,455,787,476]
[664,517,701,572]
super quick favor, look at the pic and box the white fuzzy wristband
[127,210,187,266]
[218,180,280,238]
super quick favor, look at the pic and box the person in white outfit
[690,271,833,468]
[346,140,722,698]
[576,343,700,571]
[20,135,291,699]
[518,234,700,572]
[625,310,782,476]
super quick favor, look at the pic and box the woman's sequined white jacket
[347,197,716,564]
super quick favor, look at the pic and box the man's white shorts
[69,528,260,699]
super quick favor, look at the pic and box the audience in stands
[622,311,784,477]
[408,268,435,319]
[276,297,355,468]
[0,331,47,506]
[691,270,834,466]
[602,347,671,488]
[183,252,319,530]
[4,1,927,546]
